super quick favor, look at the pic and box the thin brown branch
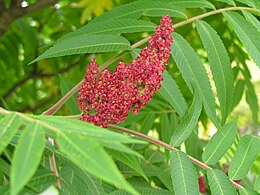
[41,6,259,116]
[108,125,244,190]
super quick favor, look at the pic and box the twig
[41,6,259,116]
[108,125,244,189]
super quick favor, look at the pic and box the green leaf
[196,20,234,124]
[242,11,260,32]
[142,8,186,19]
[0,114,20,155]
[171,91,202,147]
[56,132,137,194]
[224,11,260,68]
[158,70,187,117]
[59,19,157,42]
[37,115,144,144]
[228,135,260,180]
[170,150,199,195]
[202,120,237,165]
[171,32,219,128]
[207,169,236,195]
[108,149,148,181]
[31,35,131,64]
[11,122,45,195]
[245,81,259,124]
[254,175,260,192]
[232,79,245,108]
[239,188,259,195]
[213,0,235,6]
[59,75,81,115]
[109,187,173,195]
[92,0,214,23]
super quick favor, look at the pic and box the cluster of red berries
[77,15,174,127]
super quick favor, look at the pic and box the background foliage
[0,0,260,194]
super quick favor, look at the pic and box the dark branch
[0,0,58,37]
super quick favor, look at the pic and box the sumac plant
[0,0,260,195]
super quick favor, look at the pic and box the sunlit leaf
[31,35,131,64]
[207,169,236,195]
[171,32,219,128]
[196,20,234,124]
[242,11,260,32]
[0,114,20,155]
[159,70,187,117]
[171,91,202,147]
[203,120,237,165]
[11,122,45,195]
[224,11,260,68]
[59,19,157,42]
[228,135,260,180]
[170,150,199,195]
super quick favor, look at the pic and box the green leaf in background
[242,11,260,32]
[171,32,219,128]
[59,75,81,115]
[232,79,245,109]
[31,35,131,64]
[254,176,260,192]
[235,0,260,7]
[207,169,236,195]
[158,70,187,117]
[108,149,148,181]
[109,187,173,195]
[59,19,157,42]
[202,120,237,165]
[224,11,260,68]
[245,80,259,125]
[11,122,45,195]
[196,20,234,124]
[0,114,20,154]
[56,132,137,195]
[214,0,235,6]
[170,150,199,195]
[239,188,259,195]
[228,135,260,180]
[171,91,202,147]
[142,8,186,19]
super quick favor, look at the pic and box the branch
[41,6,259,116]
[0,0,58,37]
[1,60,79,101]
[108,125,244,190]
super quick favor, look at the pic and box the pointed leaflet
[242,11,260,32]
[56,132,137,194]
[58,19,157,42]
[196,20,234,124]
[228,135,260,180]
[171,91,202,147]
[171,32,219,128]
[170,150,199,195]
[158,70,187,117]
[202,120,237,165]
[11,122,45,195]
[213,0,235,6]
[239,188,259,195]
[232,79,245,109]
[31,35,131,64]
[207,169,236,195]
[224,11,260,68]
[0,114,20,154]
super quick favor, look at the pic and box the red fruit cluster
[77,15,174,127]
